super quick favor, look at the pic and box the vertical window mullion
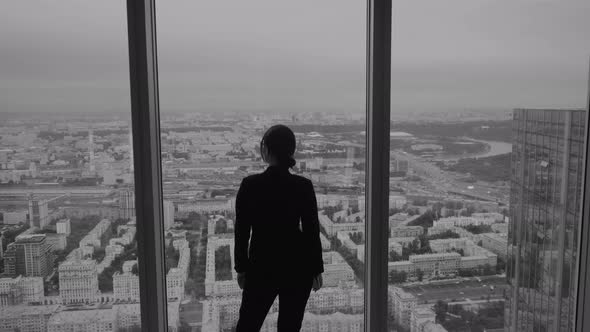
[365,0,392,331]
[126,0,168,331]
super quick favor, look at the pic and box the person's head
[260,124,296,168]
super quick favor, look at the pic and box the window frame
[126,0,169,331]
[125,1,588,332]
[575,60,590,332]
[365,0,392,331]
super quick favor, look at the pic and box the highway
[399,276,510,304]
[391,150,509,204]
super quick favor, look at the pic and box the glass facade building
[507,109,587,331]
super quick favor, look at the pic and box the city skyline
[1,0,589,331]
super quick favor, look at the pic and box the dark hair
[261,124,297,168]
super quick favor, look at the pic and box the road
[391,150,509,204]
[400,276,510,304]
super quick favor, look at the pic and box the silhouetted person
[234,124,324,332]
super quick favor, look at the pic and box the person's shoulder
[241,173,262,184]
[289,173,313,187]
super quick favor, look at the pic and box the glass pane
[156,0,366,330]
[388,1,589,331]
[0,1,144,331]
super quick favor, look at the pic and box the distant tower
[129,128,134,173]
[345,146,355,185]
[88,128,95,173]
[119,189,136,219]
[163,200,175,230]
[28,194,49,229]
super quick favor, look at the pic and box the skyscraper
[3,234,53,278]
[28,195,48,229]
[119,188,136,220]
[506,109,586,331]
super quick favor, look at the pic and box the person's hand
[312,274,323,292]
[237,272,246,290]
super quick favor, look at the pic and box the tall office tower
[506,109,586,331]
[88,128,95,173]
[28,195,48,229]
[3,234,53,277]
[119,188,136,220]
[163,200,175,230]
[59,259,99,304]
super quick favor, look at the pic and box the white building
[433,216,496,228]
[306,286,364,313]
[0,276,44,305]
[319,232,331,251]
[163,200,175,230]
[113,272,140,302]
[56,218,71,235]
[2,211,28,225]
[410,253,461,277]
[319,214,364,237]
[205,236,239,297]
[177,198,234,214]
[471,212,504,222]
[15,276,44,303]
[410,307,443,332]
[391,287,418,329]
[389,253,461,279]
[322,252,356,287]
[167,268,185,301]
[0,305,60,332]
[429,238,498,269]
[59,259,99,304]
[480,232,508,259]
[390,226,423,238]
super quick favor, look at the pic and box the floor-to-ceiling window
[0,1,146,331]
[2,1,589,331]
[156,0,367,330]
[386,1,590,331]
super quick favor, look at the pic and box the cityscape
[0,108,584,331]
[1,0,589,331]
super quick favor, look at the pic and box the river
[437,138,512,161]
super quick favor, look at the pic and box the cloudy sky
[0,0,588,114]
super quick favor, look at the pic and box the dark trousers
[235,274,313,332]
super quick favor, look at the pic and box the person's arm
[301,179,324,276]
[234,178,251,274]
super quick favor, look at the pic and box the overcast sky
[0,0,588,114]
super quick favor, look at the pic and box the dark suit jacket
[234,166,324,280]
